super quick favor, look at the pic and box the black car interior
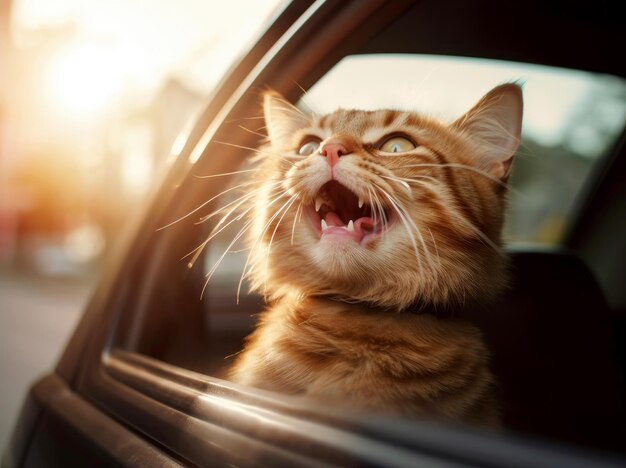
[465,249,626,451]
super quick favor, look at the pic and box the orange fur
[230,295,499,425]
[228,84,523,426]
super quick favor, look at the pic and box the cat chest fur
[229,297,499,426]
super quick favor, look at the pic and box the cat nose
[320,143,350,168]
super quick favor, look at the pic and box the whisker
[201,189,291,299]
[381,175,411,194]
[384,173,502,257]
[227,247,250,254]
[212,141,297,168]
[196,205,255,251]
[184,238,211,268]
[186,187,286,269]
[238,124,267,138]
[183,202,257,264]
[370,188,388,227]
[156,179,261,231]
[232,189,294,295]
[380,188,436,273]
[263,195,298,295]
[237,194,297,301]
[291,200,304,245]
[290,79,315,115]
[398,177,439,195]
[297,199,305,223]
[224,116,265,123]
[383,174,438,186]
[213,140,279,157]
[197,189,257,224]
[366,187,378,227]
[193,168,261,179]
[269,105,307,118]
[201,217,256,299]
[450,211,504,256]
[383,192,423,276]
[398,162,525,197]
[199,181,282,224]
[411,175,441,185]
[412,221,436,273]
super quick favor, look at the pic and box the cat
[226,83,523,427]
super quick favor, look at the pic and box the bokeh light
[44,43,124,120]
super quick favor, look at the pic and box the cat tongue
[322,212,376,243]
[355,217,376,233]
[324,212,344,227]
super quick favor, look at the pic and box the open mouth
[306,180,391,246]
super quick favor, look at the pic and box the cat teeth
[315,197,323,212]
[358,197,364,209]
[321,219,355,232]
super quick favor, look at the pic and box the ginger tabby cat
[227,84,523,427]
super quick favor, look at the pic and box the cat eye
[379,136,416,154]
[298,139,321,156]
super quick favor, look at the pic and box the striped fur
[228,84,523,426]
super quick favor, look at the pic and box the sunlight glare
[45,44,124,120]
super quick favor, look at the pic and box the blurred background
[0,0,283,452]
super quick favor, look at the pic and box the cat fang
[306,180,391,246]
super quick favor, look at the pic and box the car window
[303,54,626,245]
[116,53,626,375]
[152,55,626,379]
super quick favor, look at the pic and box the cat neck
[311,294,459,319]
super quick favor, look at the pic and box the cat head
[246,84,523,310]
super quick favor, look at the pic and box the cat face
[247,85,523,309]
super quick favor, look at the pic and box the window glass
[303,54,626,244]
[167,54,626,376]
[127,53,626,376]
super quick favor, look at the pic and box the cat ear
[453,83,523,180]
[263,90,310,147]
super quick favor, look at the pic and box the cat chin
[307,242,371,279]
[310,237,364,260]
